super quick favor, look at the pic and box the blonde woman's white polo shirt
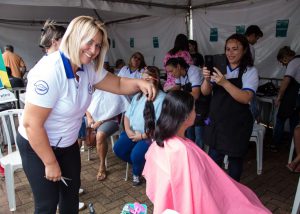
[18,51,107,148]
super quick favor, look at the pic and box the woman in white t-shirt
[17,16,156,213]
[117,52,146,79]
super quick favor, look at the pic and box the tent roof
[0,0,257,25]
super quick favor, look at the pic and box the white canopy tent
[0,0,299,79]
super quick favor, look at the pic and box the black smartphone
[204,55,214,75]
[213,54,227,75]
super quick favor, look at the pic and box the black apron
[204,69,253,157]
[181,72,211,126]
[277,56,300,120]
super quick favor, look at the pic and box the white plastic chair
[10,87,26,109]
[288,138,295,164]
[0,109,23,211]
[224,122,265,175]
[292,176,300,214]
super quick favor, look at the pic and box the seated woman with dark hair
[113,66,166,186]
[143,90,270,214]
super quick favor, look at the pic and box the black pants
[208,148,244,182]
[17,133,81,214]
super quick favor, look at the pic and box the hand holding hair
[139,79,157,101]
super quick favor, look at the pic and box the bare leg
[293,126,300,171]
[96,131,108,181]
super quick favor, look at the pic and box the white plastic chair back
[292,176,300,214]
[11,87,26,109]
[0,109,23,211]
[289,138,295,164]
[224,122,265,175]
[0,109,23,158]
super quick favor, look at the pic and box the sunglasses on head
[133,55,142,61]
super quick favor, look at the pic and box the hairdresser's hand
[45,161,61,182]
[138,79,157,101]
[210,68,228,87]
[129,131,143,142]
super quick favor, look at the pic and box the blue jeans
[78,117,86,139]
[208,148,244,182]
[113,131,150,176]
[186,125,204,149]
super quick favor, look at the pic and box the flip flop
[286,162,300,173]
[286,162,296,172]
[294,165,300,173]
[96,170,107,181]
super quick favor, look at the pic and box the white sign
[0,89,17,104]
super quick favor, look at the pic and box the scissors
[60,176,72,187]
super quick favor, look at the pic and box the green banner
[236,25,245,34]
[112,39,115,48]
[276,20,289,37]
[153,37,159,48]
[130,37,134,48]
[210,28,218,42]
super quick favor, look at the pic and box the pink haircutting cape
[143,136,271,214]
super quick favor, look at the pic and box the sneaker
[79,202,86,211]
[132,175,142,187]
[79,188,84,195]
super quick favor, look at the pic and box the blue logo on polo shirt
[34,80,49,95]
[88,83,93,94]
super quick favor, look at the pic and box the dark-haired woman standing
[271,46,300,152]
[165,57,205,148]
[163,34,193,91]
[201,34,259,181]
[113,66,166,186]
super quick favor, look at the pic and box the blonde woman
[17,16,156,213]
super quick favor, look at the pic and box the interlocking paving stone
[0,131,299,213]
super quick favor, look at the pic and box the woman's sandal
[97,170,107,181]
[286,162,300,173]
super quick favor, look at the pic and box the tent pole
[101,0,187,10]
[187,0,192,39]
[193,0,250,10]
[93,9,104,23]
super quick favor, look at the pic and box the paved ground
[0,129,299,214]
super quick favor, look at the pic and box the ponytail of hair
[143,100,156,139]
